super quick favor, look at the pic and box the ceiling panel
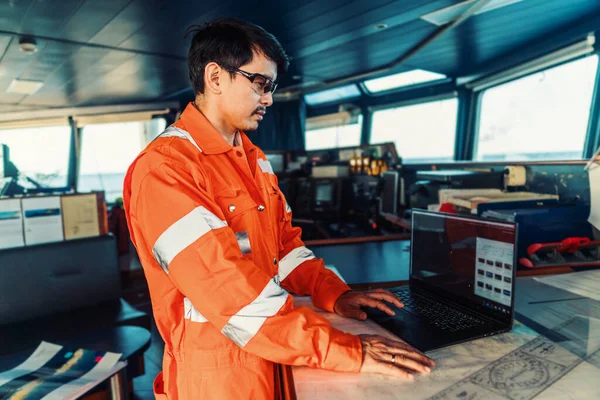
[0,0,599,113]
[284,0,451,58]
[407,0,600,76]
[277,0,355,34]
[297,21,436,80]
[19,41,81,82]
[0,34,13,64]
[61,0,132,43]
[0,0,35,33]
[19,49,138,106]
[295,0,599,85]
[88,0,168,48]
[0,36,51,81]
[19,0,84,37]
[115,0,277,57]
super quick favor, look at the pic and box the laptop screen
[411,210,517,324]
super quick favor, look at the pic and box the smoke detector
[18,37,37,54]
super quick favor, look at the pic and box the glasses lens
[253,77,276,95]
[263,81,276,94]
[236,69,276,95]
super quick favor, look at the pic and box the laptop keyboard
[394,287,485,332]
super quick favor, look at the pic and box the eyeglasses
[227,67,278,95]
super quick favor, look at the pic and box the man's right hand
[358,335,436,380]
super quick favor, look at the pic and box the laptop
[366,210,518,352]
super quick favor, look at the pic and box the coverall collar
[180,102,257,155]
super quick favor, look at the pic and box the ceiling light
[18,37,37,54]
[364,69,447,93]
[421,0,523,26]
[6,79,44,94]
[292,75,303,80]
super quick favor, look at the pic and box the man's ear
[204,62,223,94]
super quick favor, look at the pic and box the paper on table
[0,341,124,400]
[534,270,600,302]
[588,163,600,230]
[21,196,64,245]
[61,194,100,240]
[0,198,25,250]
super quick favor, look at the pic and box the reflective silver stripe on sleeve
[152,206,227,273]
[257,158,274,175]
[184,297,208,323]
[222,278,288,348]
[235,231,252,255]
[158,126,203,153]
[277,246,316,282]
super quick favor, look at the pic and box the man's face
[219,51,277,133]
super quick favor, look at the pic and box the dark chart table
[311,239,411,288]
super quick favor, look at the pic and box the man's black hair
[185,18,290,95]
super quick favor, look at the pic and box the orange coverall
[123,103,362,399]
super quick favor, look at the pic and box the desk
[288,272,600,399]
[0,326,151,399]
[311,239,411,289]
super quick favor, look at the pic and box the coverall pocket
[215,189,258,222]
[153,371,168,399]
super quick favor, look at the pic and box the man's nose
[261,92,273,107]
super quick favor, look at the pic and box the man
[123,18,435,400]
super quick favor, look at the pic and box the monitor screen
[265,153,285,174]
[1,144,17,178]
[411,210,517,323]
[0,144,5,179]
[315,183,333,204]
[381,171,398,215]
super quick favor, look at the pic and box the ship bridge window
[475,54,599,161]
[370,97,458,163]
[305,113,362,151]
[0,124,71,187]
[78,118,166,203]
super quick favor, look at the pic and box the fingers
[383,362,416,380]
[359,335,436,380]
[391,353,431,375]
[366,289,404,309]
[360,297,395,316]
[344,307,367,321]
[363,357,416,380]
[335,301,367,321]
[382,339,436,368]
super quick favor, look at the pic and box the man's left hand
[334,289,404,321]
